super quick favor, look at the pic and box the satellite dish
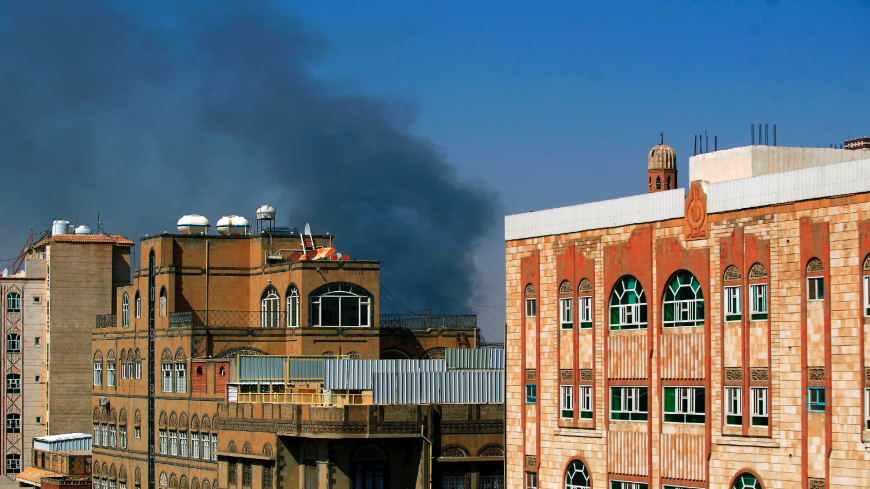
[304,223,311,235]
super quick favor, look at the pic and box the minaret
[647,133,677,193]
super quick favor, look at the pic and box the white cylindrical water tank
[216,216,250,236]
[52,220,71,236]
[74,225,92,235]
[256,205,276,220]
[176,215,211,235]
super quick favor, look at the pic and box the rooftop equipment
[176,215,210,235]
[74,225,92,235]
[51,220,71,236]
[216,216,250,236]
[255,205,276,234]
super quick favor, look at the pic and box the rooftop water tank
[176,215,210,235]
[74,225,92,235]
[52,220,71,236]
[256,205,276,220]
[216,216,249,236]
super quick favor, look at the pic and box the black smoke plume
[0,2,501,336]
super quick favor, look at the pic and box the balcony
[234,391,371,406]
[169,311,285,329]
[379,314,477,330]
[95,314,116,329]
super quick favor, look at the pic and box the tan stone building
[0,231,131,487]
[93,222,504,489]
[504,143,870,489]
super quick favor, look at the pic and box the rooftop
[30,234,133,248]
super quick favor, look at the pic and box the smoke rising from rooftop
[0,2,501,334]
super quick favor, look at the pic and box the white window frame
[135,293,141,318]
[107,361,116,387]
[560,297,573,329]
[94,362,103,386]
[122,293,129,327]
[749,283,767,319]
[725,285,741,320]
[159,289,167,317]
[159,429,168,454]
[175,363,186,393]
[578,296,592,327]
[525,298,536,318]
[191,433,200,459]
[202,433,211,460]
[261,288,280,328]
[287,287,300,327]
[610,480,648,489]
[169,430,178,456]
[807,277,824,301]
[6,333,20,353]
[180,431,188,457]
[579,385,593,418]
[751,387,768,425]
[212,433,218,461]
[94,423,101,446]
[120,425,127,449]
[525,472,537,489]
[6,413,20,434]
[109,424,117,447]
[663,387,706,424]
[101,424,108,446]
[610,386,648,421]
[560,385,574,418]
[136,361,142,380]
[6,292,21,313]
[725,386,742,425]
[162,364,173,393]
[5,454,20,475]
[663,272,704,328]
[311,284,372,327]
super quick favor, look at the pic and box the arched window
[107,350,116,387]
[161,349,173,393]
[6,333,20,353]
[648,177,651,190]
[135,292,141,319]
[352,445,387,489]
[806,257,824,301]
[310,283,372,327]
[666,176,671,189]
[732,472,762,489]
[122,293,129,327]
[286,285,300,327]
[261,287,280,328]
[6,292,21,313]
[663,270,704,327]
[748,262,768,321]
[656,176,661,189]
[94,351,103,387]
[609,275,647,330]
[525,283,536,318]
[174,349,187,393]
[6,373,20,394]
[564,459,590,489]
[863,255,870,317]
[559,280,573,329]
[159,287,167,317]
[6,413,21,434]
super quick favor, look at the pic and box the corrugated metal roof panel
[33,433,92,452]
[706,157,870,213]
[446,349,494,369]
[288,360,324,380]
[239,356,285,381]
[489,349,505,369]
[505,189,685,241]
[370,370,504,405]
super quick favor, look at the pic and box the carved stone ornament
[353,445,387,461]
[560,369,574,382]
[441,447,467,458]
[479,446,505,457]
[750,368,769,383]
[723,265,741,282]
[808,478,825,489]
[808,367,825,382]
[242,442,252,454]
[579,278,592,293]
[559,281,572,295]
[423,347,445,360]
[865,367,870,385]
[525,455,537,468]
[748,263,767,280]
[806,257,824,273]
[579,369,593,382]
[525,284,536,296]
[525,369,537,381]
[321,351,336,356]
[347,351,361,360]
[684,181,708,240]
[725,368,743,383]
[864,255,870,271]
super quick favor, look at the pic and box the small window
[560,298,573,329]
[34,337,40,346]
[242,463,252,487]
[578,296,592,329]
[6,333,20,353]
[121,293,129,327]
[725,386,742,426]
[560,385,573,418]
[525,472,537,489]
[611,480,647,489]
[749,284,768,320]
[32,296,41,304]
[6,413,20,433]
[162,364,173,393]
[94,362,103,386]
[725,286,741,321]
[808,387,825,412]
[807,277,824,301]
[525,384,537,404]
[579,385,593,419]
[35,417,41,424]
[751,387,769,426]
[6,292,21,313]
[6,373,21,394]
[263,466,273,489]
[865,388,870,430]
[228,463,237,485]
[286,286,300,327]
[159,287,167,317]
[175,363,186,393]
[663,387,705,423]
[610,387,648,421]
[656,176,661,189]
[135,292,141,319]
[35,375,40,382]
[6,454,21,475]
[525,298,537,318]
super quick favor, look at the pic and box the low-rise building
[16,433,92,489]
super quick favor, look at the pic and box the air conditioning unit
[98,397,109,407]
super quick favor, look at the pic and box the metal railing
[235,391,371,406]
[169,311,286,329]
[480,476,504,489]
[479,341,504,349]
[379,314,477,330]
[95,314,116,329]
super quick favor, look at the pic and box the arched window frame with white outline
[6,291,21,313]
[135,291,141,319]
[121,293,129,327]
[564,459,590,489]
[748,263,768,321]
[261,286,280,328]
[310,283,372,327]
[286,285,300,327]
[609,276,647,330]
[6,333,20,353]
[159,287,167,317]
[662,270,704,328]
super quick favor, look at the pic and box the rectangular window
[560,297,573,329]
[579,296,593,329]
[228,463,237,485]
[525,384,537,404]
[134,426,141,439]
[263,466,273,489]
[202,435,211,460]
[110,425,117,447]
[212,434,218,461]
[808,277,824,301]
[175,363,186,393]
[120,426,127,449]
[180,431,188,457]
[865,388,870,430]
[169,430,178,456]
[6,454,21,475]
[136,362,142,380]
[749,284,768,320]
[191,433,200,459]
[162,364,173,393]
[525,472,537,489]
[107,362,116,387]
[159,429,167,454]
[560,385,574,418]
[94,363,103,386]
[610,387,648,421]
[808,387,825,412]
[242,463,252,487]
[102,424,108,446]
[525,298,537,318]
[610,481,648,489]
[725,387,742,426]
[93,423,101,446]
[579,385,593,419]
[663,387,705,423]
[751,387,769,426]
[864,276,870,317]
[725,286,741,321]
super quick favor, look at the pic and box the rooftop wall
[688,145,870,183]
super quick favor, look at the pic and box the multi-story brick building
[0,229,131,487]
[92,220,504,489]
[504,142,870,489]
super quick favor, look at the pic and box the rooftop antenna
[694,135,698,156]
[752,124,755,145]
[715,135,717,151]
[705,130,708,153]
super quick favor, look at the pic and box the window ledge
[714,436,778,448]
[556,428,603,438]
